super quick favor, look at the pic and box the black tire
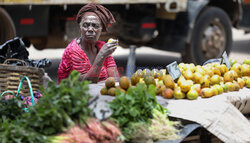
[183,7,232,65]
[0,8,16,45]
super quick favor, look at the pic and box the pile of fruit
[101,59,250,100]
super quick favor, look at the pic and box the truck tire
[0,8,16,45]
[183,7,232,65]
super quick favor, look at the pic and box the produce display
[0,71,123,143]
[108,83,180,142]
[101,58,250,100]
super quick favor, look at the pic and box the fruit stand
[89,83,250,142]
[89,59,250,142]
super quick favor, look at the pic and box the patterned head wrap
[76,3,116,32]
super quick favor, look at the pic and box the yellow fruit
[155,85,162,95]
[231,63,242,77]
[210,75,221,85]
[191,84,201,96]
[187,89,199,100]
[151,69,159,79]
[173,86,185,99]
[188,63,196,73]
[233,81,240,91]
[105,77,116,88]
[245,77,250,88]
[139,78,145,84]
[241,64,250,76]
[220,83,229,92]
[203,66,214,77]
[108,38,117,43]
[231,70,238,80]
[100,87,108,95]
[142,69,152,77]
[224,71,234,82]
[157,71,164,80]
[196,66,206,75]
[178,63,186,70]
[136,69,143,78]
[163,74,175,89]
[212,67,221,76]
[108,87,116,96]
[218,64,228,76]
[211,86,218,96]
[225,82,234,91]
[119,76,130,90]
[214,84,223,95]
[180,80,193,93]
[157,80,164,85]
[220,76,224,84]
[237,78,245,89]
[116,87,126,95]
[160,69,167,75]
[162,88,174,99]
[193,72,204,84]
[183,69,194,80]
[243,58,250,65]
[131,73,140,86]
[201,88,213,98]
[143,76,156,87]
[202,75,210,88]
[230,59,237,66]
[177,76,186,86]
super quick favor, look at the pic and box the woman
[58,3,119,83]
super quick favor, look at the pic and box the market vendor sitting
[58,3,119,83]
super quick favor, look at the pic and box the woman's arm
[79,55,104,83]
[107,66,120,80]
[79,41,117,83]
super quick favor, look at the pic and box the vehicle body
[0,0,250,64]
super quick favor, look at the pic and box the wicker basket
[0,59,44,96]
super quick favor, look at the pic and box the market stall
[89,82,250,143]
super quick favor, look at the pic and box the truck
[0,0,250,64]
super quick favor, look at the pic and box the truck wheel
[0,8,16,45]
[183,7,232,65]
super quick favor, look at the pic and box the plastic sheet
[0,37,51,68]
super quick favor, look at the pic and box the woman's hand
[98,40,118,59]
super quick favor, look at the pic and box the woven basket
[0,59,44,96]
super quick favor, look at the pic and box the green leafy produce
[0,96,25,123]
[23,70,91,135]
[109,83,168,140]
[0,70,92,143]
[0,119,47,143]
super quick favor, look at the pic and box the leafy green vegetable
[0,97,25,123]
[23,70,91,135]
[0,70,92,143]
[0,119,47,143]
[109,83,168,139]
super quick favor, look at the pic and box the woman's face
[79,13,102,44]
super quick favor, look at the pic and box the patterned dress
[57,39,116,83]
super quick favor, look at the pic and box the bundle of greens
[0,96,25,123]
[109,83,180,142]
[22,70,91,136]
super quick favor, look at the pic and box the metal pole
[126,45,136,78]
